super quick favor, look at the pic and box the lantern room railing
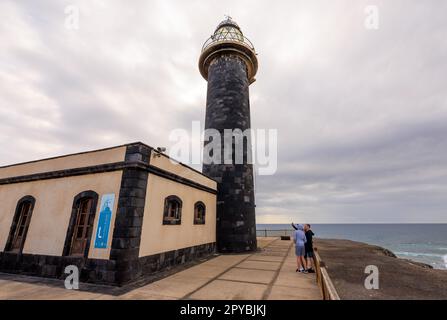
[201,31,256,53]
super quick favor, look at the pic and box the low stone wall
[139,242,216,276]
[0,242,216,287]
[0,252,116,285]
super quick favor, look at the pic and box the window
[4,196,35,253]
[63,191,98,257]
[163,196,182,225]
[194,202,206,225]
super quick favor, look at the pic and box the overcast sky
[1,0,446,223]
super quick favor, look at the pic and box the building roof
[0,142,216,184]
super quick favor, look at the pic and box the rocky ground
[315,239,447,300]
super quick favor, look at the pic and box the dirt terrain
[315,239,447,300]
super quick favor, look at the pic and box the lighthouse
[199,17,258,253]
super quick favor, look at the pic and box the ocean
[256,224,447,270]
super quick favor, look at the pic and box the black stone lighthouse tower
[199,17,258,253]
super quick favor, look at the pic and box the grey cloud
[0,0,446,222]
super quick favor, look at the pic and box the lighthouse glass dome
[214,23,244,42]
[201,17,255,52]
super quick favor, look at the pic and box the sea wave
[393,251,447,269]
[394,251,444,258]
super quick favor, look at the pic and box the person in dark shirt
[304,224,315,273]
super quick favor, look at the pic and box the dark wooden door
[11,201,32,252]
[69,198,95,256]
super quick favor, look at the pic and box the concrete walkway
[0,238,321,300]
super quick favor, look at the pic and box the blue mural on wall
[94,193,115,249]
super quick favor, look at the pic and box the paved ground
[0,238,321,300]
[315,239,447,300]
